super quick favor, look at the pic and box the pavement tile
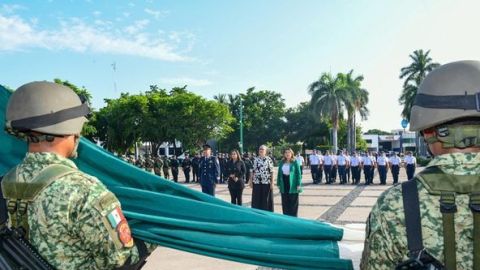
[359,190,386,197]
[336,207,371,223]
[301,189,351,196]
[304,185,356,190]
[143,246,257,270]
[299,195,342,205]
[350,197,379,206]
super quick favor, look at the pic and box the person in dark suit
[192,153,200,182]
[182,154,192,183]
[170,155,180,182]
[226,150,246,205]
[198,144,220,196]
[243,152,253,185]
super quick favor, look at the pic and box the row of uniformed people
[305,150,418,185]
[123,153,203,183]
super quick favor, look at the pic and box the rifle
[0,226,55,270]
[0,175,55,270]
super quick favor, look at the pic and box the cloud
[159,77,212,87]
[144,8,168,20]
[124,19,149,35]
[92,10,101,17]
[0,14,191,62]
[1,4,24,14]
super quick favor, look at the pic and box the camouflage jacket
[361,152,480,269]
[7,152,139,269]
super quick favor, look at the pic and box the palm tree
[213,93,227,104]
[308,73,350,153]
[340,70,369,152]
[399,49,440,120]
[398,83,418,121]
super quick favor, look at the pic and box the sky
[1,0,480,132]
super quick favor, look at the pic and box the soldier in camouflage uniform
[135,155,144,169]
[162,156,170,179]
[143,154,154,173]
[361,61,480,269]
[127,154,135,165]
[153,156,163,177]
[2,82,151,269]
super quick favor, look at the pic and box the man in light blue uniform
[336,151,348,184]
[389,152,401,184]
[350,152,361,185]
[376,151,389,185]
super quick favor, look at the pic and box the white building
[362,130,416,153]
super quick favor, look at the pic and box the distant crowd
[120,147,417,218]
[122,149,417,186]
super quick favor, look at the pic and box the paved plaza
[144,166,418,269]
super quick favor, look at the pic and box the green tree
[283,102,330,152]
[398,49,440,121]
[95,87,234,155]
[95,93,149,154]
[308,73,350,153]
[217,87,286,152]
[163,90,234,153]
[365,129,392,135]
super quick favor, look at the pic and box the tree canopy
[216,87,286,152]
[95,86,233,154]
[48,74,371,158]
[308,71,369,153]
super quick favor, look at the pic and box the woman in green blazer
[276,148,302,217]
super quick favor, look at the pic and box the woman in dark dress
[226,150,246,205]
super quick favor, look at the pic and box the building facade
[362,129,416,153]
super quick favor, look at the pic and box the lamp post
[239,98,244,154]
[401,119,408,154]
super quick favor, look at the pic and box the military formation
[124,153,201,183]
[122,152,258,185]
[305,150,416,186]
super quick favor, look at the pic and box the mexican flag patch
[107,207,125,229]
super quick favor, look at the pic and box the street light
[401,119,408,153]
[239,98,244,154]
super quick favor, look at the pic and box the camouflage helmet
[410,60,480,131]
[5,81,90,137]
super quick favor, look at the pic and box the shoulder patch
[93,192,133,249]
[117,220,134,248]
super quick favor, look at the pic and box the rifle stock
[0,226,55,270]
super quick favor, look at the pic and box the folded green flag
[0,85,354,270]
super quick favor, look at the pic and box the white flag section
[335,223,366,270]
